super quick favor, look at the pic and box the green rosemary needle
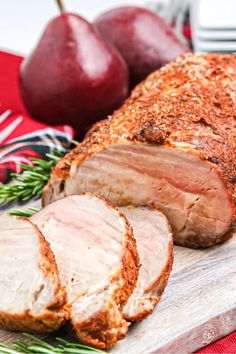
[0,333,105,353]
[8,207,39,217]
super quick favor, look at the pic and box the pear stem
[56,0,65,13]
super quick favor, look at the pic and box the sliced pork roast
[31,194,139,349]
[0,215,66,333]
[43,53,236,248]
[121,206,173,321]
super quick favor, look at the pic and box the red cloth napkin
[0,50,235,353]
[197,331,236,353]
[0,50,75,183]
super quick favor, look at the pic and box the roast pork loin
[0,215,66,333]
[31,194,139,349]
[121,206,173,321]
[43,53,236,248]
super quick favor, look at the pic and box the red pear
[20,13,129,137]
[94,6,190,87]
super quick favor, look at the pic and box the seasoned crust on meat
[45,53,236,203]
[43,54,236,248]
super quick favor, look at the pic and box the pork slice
[0,215,66,333]
[31,193,139,349]
[120,206,173,321]
[43,53,236,248]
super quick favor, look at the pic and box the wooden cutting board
[0,200,236,353]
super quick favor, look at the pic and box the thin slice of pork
[120,206,173,321]
[31,194,139,349]
[0,215,66,333]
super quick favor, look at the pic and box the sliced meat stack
[43,53,236,248]
[0,215,66,333]
[0,197,174,347]
[31,194,139,349]
[121,206,173,321]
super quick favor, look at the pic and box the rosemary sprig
[0,333,105,353]
[8,207,39,217]
[0,140,79,206]
[0,150,64,206]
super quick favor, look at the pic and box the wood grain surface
[0,200,235,353]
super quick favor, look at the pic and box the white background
[0,0,148,55]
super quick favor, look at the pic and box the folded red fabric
[0,51,74,183]
[197,331,236,353]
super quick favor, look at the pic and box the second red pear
[95,6,190,87]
